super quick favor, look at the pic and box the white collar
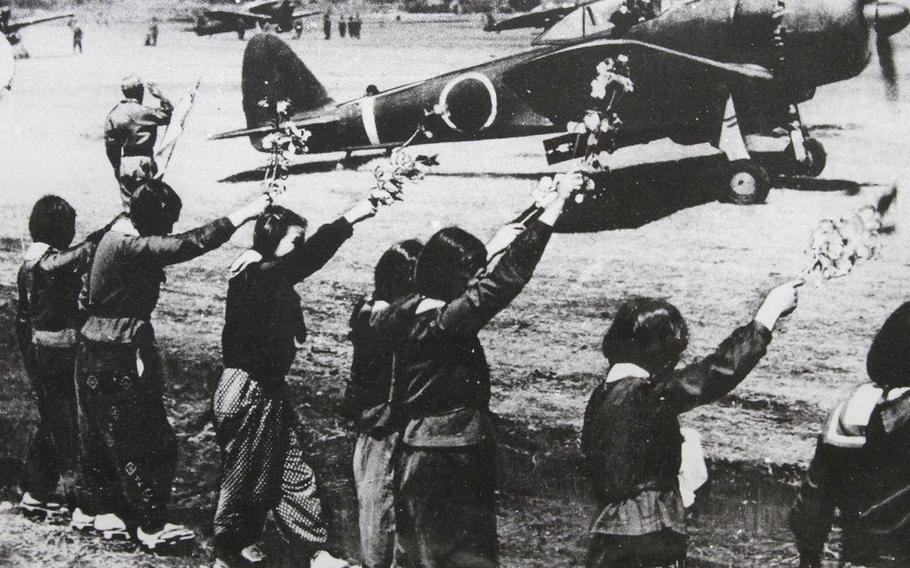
[606,362,651,383]
[23,242,50,262]
[110,216,139,236]
[416,297,445,314]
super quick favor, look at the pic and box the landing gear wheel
[722,160,771,205]
[801,138,826,177]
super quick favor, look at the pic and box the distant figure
[70,19,82,53]
[236,18,246,40]
[347,15,354,39]
[294,18,303,39]
[323,13,331,39]
[103,75,173,208]
[354,13,362,39]
[145,17,159,46]
[338,15,346,38]
[364,84,379,96]
[790,303,910,568]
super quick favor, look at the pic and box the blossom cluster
[806,205,883,281]
[369,150,438,206]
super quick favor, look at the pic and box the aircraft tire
[722,160,770,205]
[802,138,827,177]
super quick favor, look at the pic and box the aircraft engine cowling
[439,73,498,133]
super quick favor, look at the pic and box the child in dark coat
[346,239,423,568]
[212,197,377,568]
[790,302,910,567]
[75,180,269,550]
[582,282,801,568]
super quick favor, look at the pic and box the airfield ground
[0,13,909,567]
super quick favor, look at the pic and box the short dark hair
[374,239,423,302]
[601,297,689,375]
[415,227,486,302]
[29,195,76,250]
[252,205,308,258]
[129,179,182,236]
[867,302,910,389]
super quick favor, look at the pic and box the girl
[76,179,270,550]
[790,303,910,567]
[346,239,423,568]
[365,172,583,568]
[212,196,377,568]
[582,282,801,567]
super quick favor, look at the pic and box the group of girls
[12,169,908,568]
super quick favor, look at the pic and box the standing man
[323,13,331,39]
[145,17,159,46]
[338,14,346,38]
[70,19,82,53]
[103,75,173,208]
[294,18,303,39]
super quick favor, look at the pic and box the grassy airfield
[0,13,908,567]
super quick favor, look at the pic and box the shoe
[19,492,68,522]
[136,523,195,551]
[69,508,95,532]
[93,513,130,541]
[213,544,267,567]
[310,550,359,568]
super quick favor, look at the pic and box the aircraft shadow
[554,155,726,232]
[219,153,384,183]
[772,176,870,195]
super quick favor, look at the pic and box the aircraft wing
[486,5,580,32]
[203,9,272,24]
[291,10,321,20]
[7,13,73,33]
[503,39,774,132]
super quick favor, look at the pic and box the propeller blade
[876,32,898,99]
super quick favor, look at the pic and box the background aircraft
[0,7,73,48]
[191,0,320,39]
[484,2,584,32]
[214,0,910,204]
[0,33,12,94]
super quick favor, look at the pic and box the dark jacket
[345,297,394,431]
[582,321,771,529]
[103,97,173,171]
[221,217,353,379]
[81,217,235,343]
[19,241,94,333]
[368,220,553,446]
[790,385,910,566]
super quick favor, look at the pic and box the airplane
[484,2,585,32]
[0,7,73,50]
[191,0,320,39]
[213,0,910,205]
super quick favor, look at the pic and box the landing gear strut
[717,95,771,204]
[782,104,826,177]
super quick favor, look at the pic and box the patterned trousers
[354,431,399,568]
[212,368,329,555]
[22,345,81,502]
[75,340,177,530]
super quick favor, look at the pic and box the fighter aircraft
[0,7,73,49]
[213,0,910,204]
[191,0,320,39]
[484,2,584,32]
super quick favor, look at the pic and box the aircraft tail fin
[242,34,335,137]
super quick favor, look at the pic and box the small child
[582,281,801,567]
[346,239,423,568]
[213,197,377,568]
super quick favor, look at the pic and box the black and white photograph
[0,0,908,565]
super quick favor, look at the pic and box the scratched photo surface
[0,3,908,566]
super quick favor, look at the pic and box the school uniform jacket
[790,384,910,565]
[367,219,554,448]
[81,216,236,344]
[221,217,354,379]
[581,321,772,536]
[103,97,173,172]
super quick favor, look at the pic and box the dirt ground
[0,12,909,567]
